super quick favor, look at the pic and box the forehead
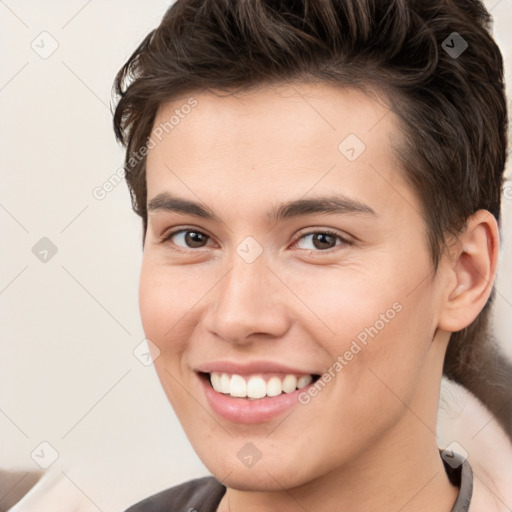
[145,81,411,215]
[149,81,397,159]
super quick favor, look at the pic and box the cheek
[138,259,200,414]
[296,251,436,395]
[138,259,192,356]
[288,264,404,348]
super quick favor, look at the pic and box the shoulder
[124,476,226,512]
[438,379,512,511]
[0,469,42,510]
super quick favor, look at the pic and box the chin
[212,469,305,492]
[197,447,318,492]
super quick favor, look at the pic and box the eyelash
[158,227,352,255]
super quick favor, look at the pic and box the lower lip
[198,373,315,424]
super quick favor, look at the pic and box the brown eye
[163,229,209,249]
[296,231,346,251]
[184,231,208,248]
[312,233,337,250]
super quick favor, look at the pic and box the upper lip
[195,360,320,376]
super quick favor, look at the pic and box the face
[140,82,446,491]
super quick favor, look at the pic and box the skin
[139,82,499,512]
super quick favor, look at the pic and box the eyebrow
[147,192,376,223]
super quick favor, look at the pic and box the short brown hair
[112,0,511,436]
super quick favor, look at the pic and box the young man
[112,1,512,510]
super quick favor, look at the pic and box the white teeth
[209,372,315,399]
[282,375,297,393]
[210,372,221,391]
[266,376,282,397]
[247,376,267,399]
[220,373,230,394]
[229,374,247,397]
[297,375,313,389]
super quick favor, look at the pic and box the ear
[437,210,499,332]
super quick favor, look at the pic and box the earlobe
[438,210,499,333]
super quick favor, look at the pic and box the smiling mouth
[199,371,321,400]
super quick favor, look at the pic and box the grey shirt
[125,452,473,512]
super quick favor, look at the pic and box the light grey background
[1,1,511,510]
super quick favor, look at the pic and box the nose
[205,251,291,346]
